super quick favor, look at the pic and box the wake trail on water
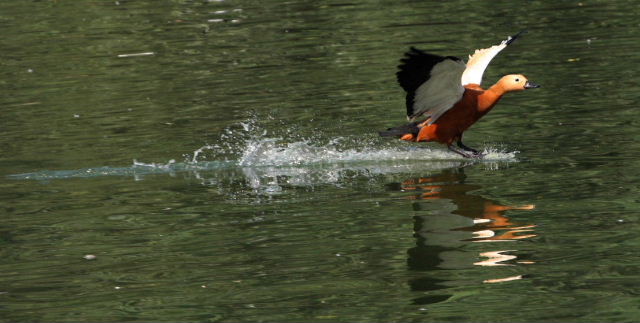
[9,117,518,182]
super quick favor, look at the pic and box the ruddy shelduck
[379,31,540,158]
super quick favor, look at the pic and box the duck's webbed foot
[456,140,479,155]
[448,141,484,159]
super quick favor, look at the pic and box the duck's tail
[379,122,421,140]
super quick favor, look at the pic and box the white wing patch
[407,34,518,124]
[411,59,466,123]
[461,35,513,86]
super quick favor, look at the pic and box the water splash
[9,117,518,194]
[180,116,517,167]
[236,137,516,167]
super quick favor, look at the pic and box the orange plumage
[410,83,501,145]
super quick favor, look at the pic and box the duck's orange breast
[414,84,502,144]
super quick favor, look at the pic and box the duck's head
[497,74,540,92]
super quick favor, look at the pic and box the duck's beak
[524,81,540,89]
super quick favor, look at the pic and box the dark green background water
[2,0,640,322]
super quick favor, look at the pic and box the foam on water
[236,137,516,167]
[236,116,517,166]
[9,117,518,191]
[185,117,518,167]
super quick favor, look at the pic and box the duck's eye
[515,78,520,82]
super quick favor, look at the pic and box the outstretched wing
[461,30,526,86]
[396,31,525,124]
[396,47,465,122]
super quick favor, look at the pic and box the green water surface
[2,0,640,322]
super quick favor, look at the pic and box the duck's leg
[448,144,477,158]
[448,138,484,158]
[456,139,479,155]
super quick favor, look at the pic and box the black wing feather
[396,47,461,117]
[378,121,420,138]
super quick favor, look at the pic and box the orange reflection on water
[401,168,537,290]
[401,171,537,243]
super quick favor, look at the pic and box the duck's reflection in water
[388,167,536,305]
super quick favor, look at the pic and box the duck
[379,31,540,158]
